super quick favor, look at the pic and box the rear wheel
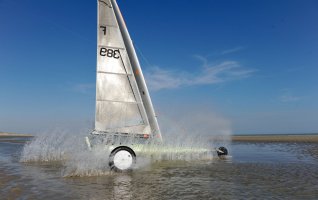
[109,147,136,172]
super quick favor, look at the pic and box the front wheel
[109,147,136,172]
[217,146,228,158]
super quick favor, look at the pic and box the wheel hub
[113,150,133,170]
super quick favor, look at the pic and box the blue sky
[0,0,317,134]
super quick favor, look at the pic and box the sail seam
[99,24,118,28]
[98,45,125,50]
[92,130,147,135]
[97,71,132,76]
[99,0,112,8]
[97,99,140,104]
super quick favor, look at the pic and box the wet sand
[0,171,25,200]
[0,132,33,137]
[232,134,318,143]
[1,139,318,199]
[0,133,33,144]
[1,134,318,199]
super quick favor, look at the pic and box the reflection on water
[113,175,132,199]
[231,142,317,164]
[1,138,318,199]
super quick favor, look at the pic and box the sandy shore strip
[232,134,318,143]
[1,132,318,142]
[0,132,33,137]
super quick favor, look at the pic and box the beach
[232,134,318,143]
[1,133,318,199]
[0,132,33,137]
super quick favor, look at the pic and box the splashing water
[20,128,111,177]
[20,129,78,162]
[20,110,232,177]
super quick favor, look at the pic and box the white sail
[95,0,161,139]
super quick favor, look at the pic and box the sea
[1,136,317,200]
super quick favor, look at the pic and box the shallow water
[1,137,318,199]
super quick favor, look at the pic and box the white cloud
[279,94,301,102]
[221,46,245,55]
[73,83,95,94]
[278,89,302,102]
[145,56,254,91]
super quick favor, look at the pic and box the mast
[111,0,162,141]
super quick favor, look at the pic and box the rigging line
[135,44,153,69]
[135,45,163,140]
[118,50,145,125]
[99,0,112,8]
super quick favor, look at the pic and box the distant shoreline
[1,132,318,143]
[232,134,318,143]
[0,132,33,137]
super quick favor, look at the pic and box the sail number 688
[100,48,120,59]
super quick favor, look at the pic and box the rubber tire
[109,146,136,172]
[217,146,228,157]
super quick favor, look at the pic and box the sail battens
[95,124,151,135]
[97,71,132,76]
[99,24,118,28]
[96,99,140,104]
[98,45,125,50]
[99,0,112,8]
[106,124,146,129]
